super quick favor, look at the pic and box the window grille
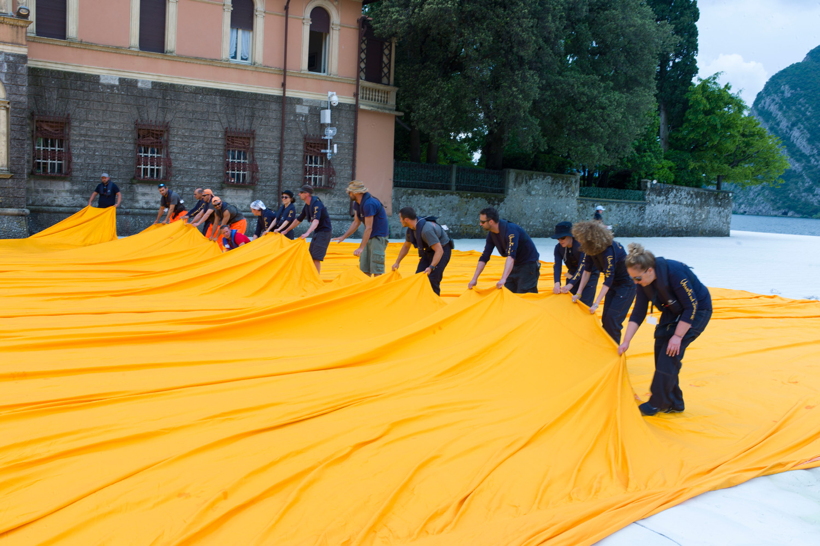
[134,122,171,181]
[303,136,335,189]
[33,115,72,176]
[225,129,258,185]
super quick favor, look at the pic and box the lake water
[731,214,820,236]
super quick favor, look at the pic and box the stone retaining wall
[391,174,732,238]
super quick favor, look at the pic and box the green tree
[670,76,790,190]
[374,0,670,169]
[647,0,699,150]
[537,0,672,166]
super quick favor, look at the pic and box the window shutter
[140,0,168,53]
[231,0,254,31]
[310,7,330,34]
[36,0,67,40]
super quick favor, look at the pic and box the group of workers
[89,174,712,418]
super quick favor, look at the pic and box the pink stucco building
[0,0,398,236]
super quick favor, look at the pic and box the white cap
[595,205,605,211]
[250,200,266,210]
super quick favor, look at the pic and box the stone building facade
[0,0,398,238]
[0,14,29,237]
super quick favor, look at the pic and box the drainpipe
[278,0,292,196]
[351,16,365,180]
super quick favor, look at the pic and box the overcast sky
[697,0,820,106]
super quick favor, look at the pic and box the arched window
[307,7,329,74]
[229,0,254,63]
[301,1,338,75]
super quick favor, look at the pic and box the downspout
[352,16,365,180]
[278,0,292,196]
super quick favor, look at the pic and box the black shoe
[664,406,685,414]
[639,402,660,416]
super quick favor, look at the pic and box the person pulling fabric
[568,221,636,343]
[618,243,713,416]
[551,221,599,306]
[392,207,452,295]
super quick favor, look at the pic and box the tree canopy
[669,75,789,190]
[372,0,671,169]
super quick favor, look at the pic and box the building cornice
[28,59,364,105]
[28,36,359,86]
[0,15,32,28]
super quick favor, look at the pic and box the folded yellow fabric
[0,220,818,545]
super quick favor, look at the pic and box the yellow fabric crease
[1,214,819,545]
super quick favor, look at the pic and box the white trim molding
[165,0,178,54]
[26,0,36,35]
[66,0,78,40]
[301,0,339,76]
[28,59,360,104]
[221,0,231,60]
[0,80,8,176]
[253,0,265,66]
[129,0,140,49]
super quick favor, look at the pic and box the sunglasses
[631,275,643,281]
[213,202,222,207]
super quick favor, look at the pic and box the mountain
[730,45,820,217]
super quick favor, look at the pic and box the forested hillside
[733,45,820,217]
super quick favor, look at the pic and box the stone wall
[0,50,29,237]
[392,174,731,238]
[25,68,357,236]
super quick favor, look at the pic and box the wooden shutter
[36,0,67,40]
[231,0,254,31]
[140,0,168,53]
[310,7,330,34]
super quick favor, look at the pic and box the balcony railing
[359,80,397,110]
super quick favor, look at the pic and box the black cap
[551,221,573,239]
[282,190,294,199]
[298,185,314,194]
[157,183,167,188]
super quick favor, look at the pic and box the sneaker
[639,402,660,416]
[664,406,685,414]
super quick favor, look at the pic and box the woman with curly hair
[618,243,712,416]
[564,221,636,343]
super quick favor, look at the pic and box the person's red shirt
[222,229,251,250]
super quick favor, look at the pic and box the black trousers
[417,245,452,296]
[569,271,599,306]
[648,307,712,411]
[505,261,540,294]
[602,281,636,343]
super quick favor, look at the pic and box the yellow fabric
[1,220,819,545]
[0,206,117,256]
